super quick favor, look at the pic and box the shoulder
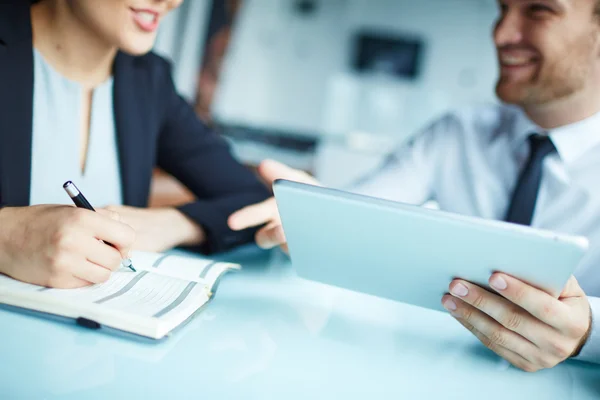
[114,51,174,82]
[113,51,178,113]
[419,103,521,143]
[0,0,33,45]
[0,0,30,21]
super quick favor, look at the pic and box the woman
[0,0,270,288]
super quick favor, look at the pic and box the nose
[156,0,184,10]
[493,10,524,47]
[169,0,184,9]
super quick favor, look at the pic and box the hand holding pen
[63,181,136,272]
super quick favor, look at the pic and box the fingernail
[451,282,469,297]
[490,275,508,291]
[443,298,457,311]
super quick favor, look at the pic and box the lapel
[113,53,153,207]
[0,2,34,206]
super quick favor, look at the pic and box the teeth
[501,56,532,66]
[136,11,155,23]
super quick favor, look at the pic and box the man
[227,0,600,371]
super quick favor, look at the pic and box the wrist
[571,301,593,358]
[159,208,205,248]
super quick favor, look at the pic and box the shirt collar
[511,107,600,166]
[511,107,539,151]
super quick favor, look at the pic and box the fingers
[44,252,112,288]
[454,316,539,372]
[447,279,558,345]
[228,198,278,231]
[71,260,114,285]
[255,223,286,249]
[229,160,319,234]
[258,159,302,184]
[258,159,319,186]
[55,233,123,287]
[443,294,539,357]
[84,211,135,259]
[96,207,122,222]
[81,237,123,272]
[487,273,571,330]
[444,277,587,369]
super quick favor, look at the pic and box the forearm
[573,296,600,363]
[157,61,270,253]
[343,115,456,204]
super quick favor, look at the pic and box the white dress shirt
[352,103,600,363]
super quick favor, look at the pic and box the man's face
[494,0,600,106]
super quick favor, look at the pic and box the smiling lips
[131,8,160,32]
[501,54,535,66]
[497,50,540,80]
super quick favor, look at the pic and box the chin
[118,37,156,56]
[495,82,528,105]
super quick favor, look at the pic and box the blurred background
[149,0,500,206]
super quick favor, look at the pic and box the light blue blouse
[29,48,123,207]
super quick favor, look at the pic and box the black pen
[63,181,136,272]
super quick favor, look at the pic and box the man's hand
[228,159,320,253]
[442,274,592,372]
[103,205,205,252]
[0,205,135,288]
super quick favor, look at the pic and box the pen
[62,181,136,272]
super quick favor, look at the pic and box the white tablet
[273,180,589,312]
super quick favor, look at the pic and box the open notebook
[0,251,240,339]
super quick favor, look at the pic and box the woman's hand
[0,205,135,288]
[228,159,320,253]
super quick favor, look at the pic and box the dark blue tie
[504,134,556,226]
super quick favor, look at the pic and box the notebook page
[0,269,208,321]
[0,251,239,337]
[132,251,240,288]
[202,262,240,293]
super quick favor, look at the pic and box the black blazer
[0,1,270,254]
